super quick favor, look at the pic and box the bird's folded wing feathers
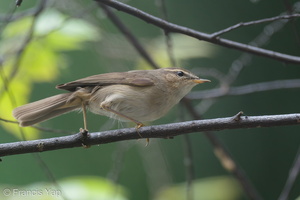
[56,72,155,92]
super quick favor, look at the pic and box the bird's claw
[135,123,149,146]
[79,128,90,148]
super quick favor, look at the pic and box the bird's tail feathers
[13,93,81,127]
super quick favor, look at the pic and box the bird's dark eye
[177,71,184,77]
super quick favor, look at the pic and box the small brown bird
[13,68,210,130]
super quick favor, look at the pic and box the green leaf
[154,176,243,200]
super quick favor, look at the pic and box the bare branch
[96,0,300,64]
[0,2,17,34]
[156,2,195,199]
[0,117,73,135]
[0,113,299,158]
[203,130,265,200]
[182,135,195,200]
[182,99,263,200]
[0,0,48,99]
[98,3,160,69]
[188,79,300,99]
[278,147,300,200]
[156,0,177,67]
[211,14,300,38]
[0,8,35,22]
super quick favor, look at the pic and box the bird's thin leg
[79,101,90,148]
[101,104,144,128]
[82,101,88,131]
[101,103,149,145]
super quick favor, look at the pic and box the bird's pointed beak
[193,78,211,84]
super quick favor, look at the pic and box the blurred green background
[0,0,300,200]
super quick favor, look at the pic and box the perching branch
[0,113,299,158]
[96,0,300,64]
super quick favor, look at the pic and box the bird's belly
[89,98,167,122]
[88,85,172,122]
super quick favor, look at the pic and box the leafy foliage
[0,9,100,139]
[154,176,242,200]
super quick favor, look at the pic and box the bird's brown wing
[56,71,155,92]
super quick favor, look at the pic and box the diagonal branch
[98,3,160,69]
[182,100,264,200]
[278,147,300,200]
[0,113,299,158]
[96,0,300,64]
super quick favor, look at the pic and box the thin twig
[107,142,131,183]
[98,3,160,69]
[182,135,195,200]
[156,0,177,67]
[278,147,300,200]
[31,153,69,200]
[9,0,47,79]
[283,1,300,48]
[0,0,48,99]
[224,3,300,86]
[0,8,36,22]
[188,79,300,99]
[33,126,74,135]
[0,113,299,157]
[204,131,264,200]
[0,117,18,124]
[95,0,300,64]
[0,117,73,134]
[0,1,17,34]
[156,1,194,199]
[210,14,300,38]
